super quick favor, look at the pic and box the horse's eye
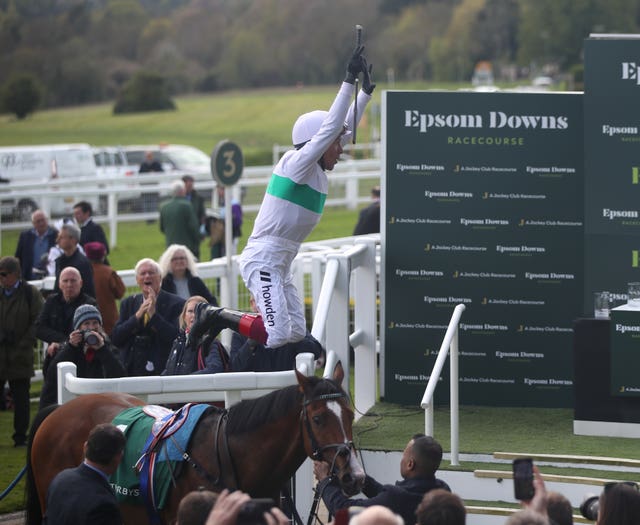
[312,415,322,425]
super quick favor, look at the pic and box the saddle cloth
[110,403,210,509]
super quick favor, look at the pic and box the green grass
[0,85,374,165]
[0,207,362,270]
[354,403,640,475]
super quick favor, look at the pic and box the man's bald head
[350,506,404,525]
[59,266,83,301]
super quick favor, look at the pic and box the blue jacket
[14,227,58,280]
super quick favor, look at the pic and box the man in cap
[238,35,375,349]
[0,256,44,446]
[44,423,126,525]
[39,304,124,407]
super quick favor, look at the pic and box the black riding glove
[344,45,364,84]
[361,57,376,95]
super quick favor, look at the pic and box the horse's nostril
[342,473,353,484]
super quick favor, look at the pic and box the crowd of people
[4,34,639,525]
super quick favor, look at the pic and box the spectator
[14,209,58,280]
[353,185,381,235]
[182,175,206,226]
[139,150,163,173]
[314,434,450,525]
[158,244,217,305]
[546,491,573,525]
[162,295,229,375]
[39,304,125,408]
[595,482,640,525]
[44,423,126,525]
[138,150,163,216]
[416,489,465,525]
[52,222,95,298]
[160,180,201,260]
[45,217,77,277]
[35,266,97,376]
[73,200,110,259]
[351,506,404,525]
[112,258,184,376]
[238,41,374,349]
[0,256,43,447]
[229,294,322,372]
[85,242,125,335]
[177,490,218,525]
[210,186,243,259]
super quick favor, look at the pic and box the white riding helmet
[291,110,351,147]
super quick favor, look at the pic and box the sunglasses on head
[604,481,639,493]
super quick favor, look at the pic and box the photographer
[39,304,125,408]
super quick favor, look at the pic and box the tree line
[1,0,639,113]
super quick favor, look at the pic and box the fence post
[325,253,351,393]
[57,361,78,404]
[352,238,377,418]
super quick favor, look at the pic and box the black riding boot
[188,303,268,346]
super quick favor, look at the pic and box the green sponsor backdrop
[584,36,640,396]
[610,308,640,396]
[382,90,583,406]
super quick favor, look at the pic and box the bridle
[301,391,357,470]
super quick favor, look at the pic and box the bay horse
[26,363,364,525]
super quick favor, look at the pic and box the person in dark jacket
[44,423,126,525]
[52,222,95,298]
[0,257,44,447]
[14,209,58,280]
[73,200,110,259]
[353,185,381,235]
[35,266,97,376]
[163,295,228,375]
[39,304,125,408]
[112,258,184,376]
[158,244,217,305]
[314,434,451,525]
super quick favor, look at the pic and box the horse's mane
[226,376,345,435]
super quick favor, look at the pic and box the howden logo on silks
[622,62,640,84]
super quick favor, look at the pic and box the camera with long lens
[580,494,599,520]
[81,330,100,347]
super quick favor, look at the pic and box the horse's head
[296,362,365,496]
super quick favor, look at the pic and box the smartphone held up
[512,457,535,501]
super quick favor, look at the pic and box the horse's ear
[295,369,311,394]
[332,360,345,386]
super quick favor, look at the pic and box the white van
[0,144,99,220]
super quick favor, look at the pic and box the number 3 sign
[211,140,243,186]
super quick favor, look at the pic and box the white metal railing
[56,352,318,407]
[420,303,466,467]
